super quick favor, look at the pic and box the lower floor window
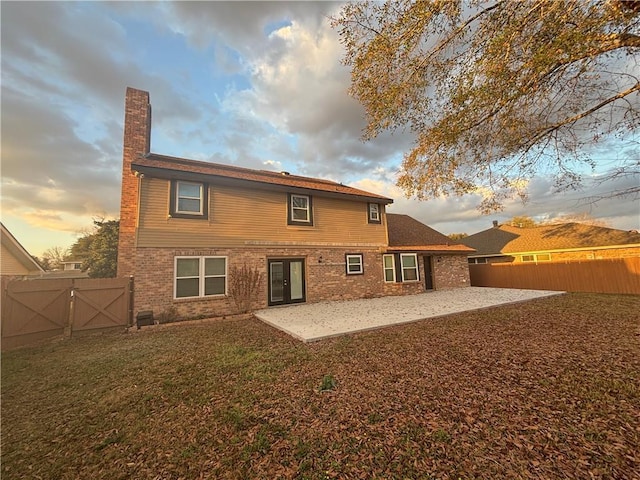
[468,257,487,264]
[383,253,420,283]
[521,253,551,263]
[400,253,419,282]
[346,254,364,275]
[175,256,227,298]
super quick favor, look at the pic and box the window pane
[178,183,201,198]
[403,268,418,281]
[178,198,201,212]
[176,278,199,297]
[270,262,284,302]
[205,277,225,295]
[205,257,225,276]
[347,256,360,265]
[177,258,199,277]
[402,255,416,268]
[383,255,394,268]
[290,261,303,300]
[385,269,395,282]
[369,203,379,219]
[292,208,308,221]
[348,264,361,273]
[292,196,307,208]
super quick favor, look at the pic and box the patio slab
[254,287,564,342]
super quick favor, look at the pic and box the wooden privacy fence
[1,277,133,350]
[469,257,640,294]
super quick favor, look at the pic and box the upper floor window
[368,203,381,224]
[288,194,313,226]
[170,180,208,219]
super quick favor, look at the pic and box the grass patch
[2,293,639,479]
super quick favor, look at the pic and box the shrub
[228,263,264,314]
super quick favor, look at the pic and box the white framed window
[176,181,203,214]
[383,254,395,282]
[288,194,313,225]
[346,254,364,275]
[400,253,419,282]
[522,253,551,263]
[174,256,227,299]
[170,180,208,219]
[368,203,381,223]
[468,258,487,264]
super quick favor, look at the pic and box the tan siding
[137,178,388,247]
[1,244,30,275]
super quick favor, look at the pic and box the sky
[1,1,639,259]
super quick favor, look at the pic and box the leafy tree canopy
[448,232,469,240]
[507,216,539,228]
[69,219,119,278]
[332,0,640,212]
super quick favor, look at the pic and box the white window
[468,258,487,264]
[400,253,419,282]
[383,254,395,282]
[346,254,364,275]
[175,256,227,299]
[175,181,203,215]
[289,194,312,224]
[368,203,380,223]
[522,253,551,263]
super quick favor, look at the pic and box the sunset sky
[2,1,638,258]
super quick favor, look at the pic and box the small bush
[319,374,337,392]
[156,306,179,324]
[228,263,264,314]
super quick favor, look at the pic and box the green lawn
[2,293,639,479]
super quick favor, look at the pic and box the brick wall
[132,247,470,320]
[432,254,471,289]
[117,87,151,278]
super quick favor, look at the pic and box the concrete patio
[254,287,564,342]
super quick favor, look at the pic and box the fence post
[65,281,75,339]
[128,275,134,328]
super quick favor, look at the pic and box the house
[1,222,45,276]
[117,88,475,320]
[60,260,83,272]
[461,220,640,264]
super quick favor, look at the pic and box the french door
[268,259,306,306]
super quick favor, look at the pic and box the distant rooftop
[386,214,475,253]
[461,222,640,256]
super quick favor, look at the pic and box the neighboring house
[117,88,475,320]
[461,220,640,264]
[61,260,83,272]
[1,223,45,276]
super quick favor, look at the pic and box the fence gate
[72,278,131,332]
[1,277,133,350]
[1,278,72,350]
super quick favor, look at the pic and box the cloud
[0,2,203,232]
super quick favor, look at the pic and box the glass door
[268,259,306,306]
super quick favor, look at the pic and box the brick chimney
[117,87,151,278]
[492,220,499,228]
